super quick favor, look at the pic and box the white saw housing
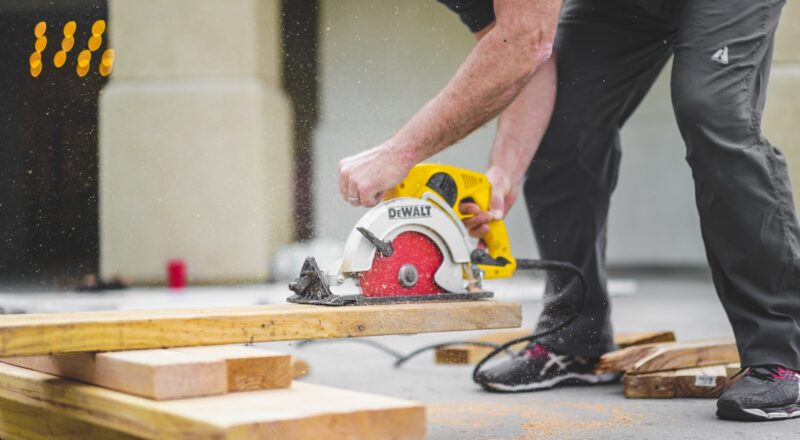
[335,193,473,293]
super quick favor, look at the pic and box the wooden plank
[0,301,521,357]
[434,329,676,365]
[0,395,138,440]
[624,365,729,398]
[596,338,739,374]
[1,349,227,400]
[0,363,425,440]
[174,346,291,391]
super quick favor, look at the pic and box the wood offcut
[596,338,739,374]
[624,365,730,398]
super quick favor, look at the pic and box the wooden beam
[624,366,729,398]
[0,395,137,440]
[1,349,228,400]
[0,301,521,357]
[174,346,291,391]
[596,339,739,374]
[0,363,425,440]
[434,329,676,365]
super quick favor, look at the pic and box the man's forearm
[387,0,561,167]
[490,55,557,186]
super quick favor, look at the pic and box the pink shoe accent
[772,367,800,381]
[525,343,551,359]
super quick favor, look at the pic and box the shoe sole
[717,399,800,422]
[479,372,621,393]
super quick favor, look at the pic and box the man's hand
[459,166,518,238]
[338,142,414,207]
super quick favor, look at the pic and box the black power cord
[472,258,587,391]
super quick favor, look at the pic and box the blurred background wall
[0,0,797,285]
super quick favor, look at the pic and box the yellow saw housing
[384,163,517,279]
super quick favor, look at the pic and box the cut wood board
[174,346,291,391]
[1,349,227,400]
[435,329,676,365]
[0,362,425,440]
[0,301,521,357]
[0,395,137,440]
[624,365,729,398]
[596,338,739,374]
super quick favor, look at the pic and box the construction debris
[596,338,738,374]
[624,365,729,398]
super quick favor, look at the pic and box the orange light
[29,52,42,68]
[30,63,43,78]
[34,21,47,38]
[53,50,67,68]
[91,19,106,36]
[88,35,102,52]
[100,48,115,67]
[61,36,75,52]
[64,21,77,37]
[35,36,47,53]
[76,63,89,78]
[99,48,114,76]
[77,49,91,68]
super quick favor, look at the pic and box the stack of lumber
[595,338,741,399]
[0,301,522,439]
[434,329,677,365]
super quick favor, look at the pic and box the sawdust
[429,401,642,439]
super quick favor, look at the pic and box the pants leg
[526,0,676,357]
[671,0,800,369]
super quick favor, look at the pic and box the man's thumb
[490,192,504,221]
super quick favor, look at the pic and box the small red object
[167,259,187,288]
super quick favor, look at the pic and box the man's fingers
[462,211,492,230]
[346,181,361,206]
[489,194,505,220]
[459,202,481,215]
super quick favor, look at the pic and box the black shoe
[475,343,621,393]
[717,366,800,421]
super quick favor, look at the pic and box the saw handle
[385,164,517,279]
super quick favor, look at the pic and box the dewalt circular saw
[288,164,519,306]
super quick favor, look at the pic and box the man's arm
[338,0,561,207]
[461,55,557,237]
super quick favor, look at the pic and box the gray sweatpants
[527,0,800,369]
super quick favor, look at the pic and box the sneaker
[717,366,800,421]
[475,343,621,392]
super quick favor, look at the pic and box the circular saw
[288,164,517,306]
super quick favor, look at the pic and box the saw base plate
[287,291,494,307]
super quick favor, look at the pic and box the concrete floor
[0,274,797,439]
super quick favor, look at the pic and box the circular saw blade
[359,231,447,297]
